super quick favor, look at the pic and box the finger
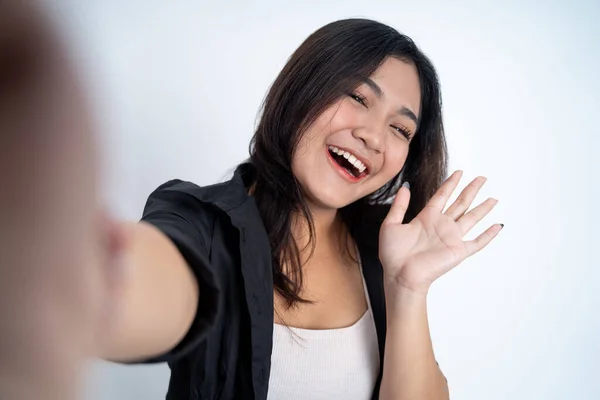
[384,181,411,225]
[95,212,129,355]
[464,223,503,256]
[426,170,463,212]
[457,197,498,234]
[444,176,487,220]
[98,209,128,261]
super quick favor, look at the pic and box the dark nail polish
[500,223,504,228]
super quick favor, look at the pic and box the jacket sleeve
[135,179,221,363]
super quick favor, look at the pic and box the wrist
[383,269,431,298]
[384,278,429,312]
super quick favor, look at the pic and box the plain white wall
[52,1,598,399]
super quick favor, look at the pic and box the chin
[303,185,359,211]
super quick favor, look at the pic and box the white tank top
[267,261,380,400]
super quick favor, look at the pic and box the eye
[349,92,367,107]
[391,125,413,141]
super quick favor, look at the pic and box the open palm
[379,171,503,294]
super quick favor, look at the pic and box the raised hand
[379,170,503,295]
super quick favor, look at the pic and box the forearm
[379,284,449,400]
[0,299,87,400]
[0,360,83,400]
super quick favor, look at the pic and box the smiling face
[292,57,422,211]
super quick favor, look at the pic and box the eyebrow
[360,77,420,127]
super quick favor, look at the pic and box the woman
[104,19,502,399]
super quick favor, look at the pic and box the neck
[291,200,344,254]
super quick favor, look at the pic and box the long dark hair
[249,18,448,308]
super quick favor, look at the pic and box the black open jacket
[137,163,390,400]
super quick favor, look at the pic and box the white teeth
[328,146,367,174]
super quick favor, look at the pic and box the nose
[352,126,385,154]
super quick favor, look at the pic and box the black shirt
[138,163,389,400]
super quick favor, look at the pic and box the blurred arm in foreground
[0,3,125,399]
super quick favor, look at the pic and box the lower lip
[325,148,368,183]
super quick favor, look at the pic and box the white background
[53,1,599,399]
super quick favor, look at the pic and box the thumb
[94,211,129,355]
[384,181,411,225]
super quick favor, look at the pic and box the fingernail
[500,223,505,229]
[402,181,410,190]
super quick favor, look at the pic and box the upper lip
[327,144,373,174]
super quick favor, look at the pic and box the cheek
[292,108,340,169]
[306,100,358,140]
[329,100,362,131]
[381,142,409,179]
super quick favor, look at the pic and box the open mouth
[327,145,368,179]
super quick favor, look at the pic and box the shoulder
[143,176,240,214]
[144,179,226,210]
[143,179,209,218]
[141,179,231,249]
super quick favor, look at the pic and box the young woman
[104,19,502,400]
